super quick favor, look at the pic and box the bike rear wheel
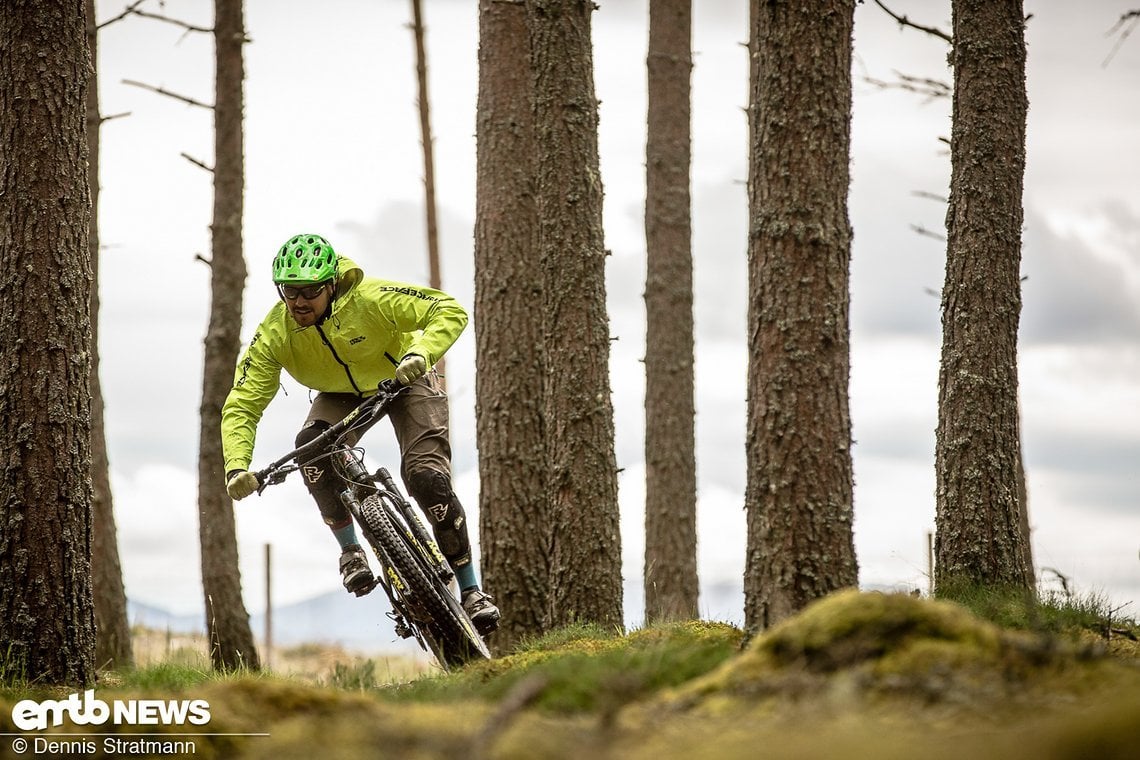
[358,494,490,669]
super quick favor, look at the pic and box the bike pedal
[352,578,377,597]
[474,616,500,637]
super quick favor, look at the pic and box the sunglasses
[279,282,330,300]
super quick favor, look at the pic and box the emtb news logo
[11,690,211,731]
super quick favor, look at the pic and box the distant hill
[128,590,425,657]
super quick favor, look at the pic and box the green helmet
[272,233,338,284]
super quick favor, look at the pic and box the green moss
[381,620,743,714]
[509,621,619,653]
[662,590,1122,713]
[756,590,1003,671]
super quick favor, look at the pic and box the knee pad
[406,469,470,564]
[295,420,348,525]
[295,419,331,449]
[295,420,334,484]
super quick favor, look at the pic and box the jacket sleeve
[377,283,469,368]
[220,326,282,473]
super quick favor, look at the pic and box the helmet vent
[272,233,338,284]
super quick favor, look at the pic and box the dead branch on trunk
[912,190,948,204]
[181,152,213,173]
[873,0,951,43]
[95,0,148,30]
[910,223,946,242]
[1103,10,1140,67]
[864,71,950,102]
[122,78,213,109]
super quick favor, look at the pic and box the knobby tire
[357,494,490,669]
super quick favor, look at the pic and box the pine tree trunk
[526,0,623,630]
[935,0,1033,594]
[0,0,97,686]
[744,0,859,633]
[198,0,259,671]
[475,0,549,652]
[410,0,446,384]
[86,0,134,671]
[643,0,698,624]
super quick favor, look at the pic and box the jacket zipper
[315,324,364,396]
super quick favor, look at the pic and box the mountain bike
[251,379,492,670]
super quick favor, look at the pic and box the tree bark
[86,0,134,672]
[410,0,446,385]
[643,0,698,624]
[744,0,859,633]
[198,0,259,671]
[526,0,623,630]
[475,0,549,652]
[935,0,1033,594]
[0,0,96,686]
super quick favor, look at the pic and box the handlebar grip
[376,467,398,492]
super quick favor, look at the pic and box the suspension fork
[334,448,379,557]
[373,467,454,585]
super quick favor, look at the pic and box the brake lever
[255,468,288,494]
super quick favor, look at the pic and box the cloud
[1021,206,1140,345]
[113,465,204,616]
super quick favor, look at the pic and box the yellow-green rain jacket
[220,256,467,473]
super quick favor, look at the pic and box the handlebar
[252,379,407,493]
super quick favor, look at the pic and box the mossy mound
[662,589,1116,712]
[383,619,744,715]
[612,591,1140,760]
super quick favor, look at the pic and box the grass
[326,659,380,691]
[936,582,1140,647]
[108,662,219,690]
[0,643,29,692]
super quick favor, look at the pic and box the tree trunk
[0,0,96,686]
[744,0,859,633]
[526,0,623,630]
[410,0,446,385]
[935,0,1033,594]
[198,0,259,671]
[475,0,549,652]
[643,0,698,624]
[86,0,134,671]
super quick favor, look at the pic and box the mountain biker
[220,233,500,635]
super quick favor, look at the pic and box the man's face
[279,281,332,327]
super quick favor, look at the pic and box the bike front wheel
[358,494,491,669]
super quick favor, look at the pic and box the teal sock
[332,522,358,549]
[454,562,478,593]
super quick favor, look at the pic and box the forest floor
[3,589,1139,759]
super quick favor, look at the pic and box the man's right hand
[395,353,427,386]
[226,470,259,501]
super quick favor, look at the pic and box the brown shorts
[303,371,452,484]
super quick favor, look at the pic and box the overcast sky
[90,0,1140,632]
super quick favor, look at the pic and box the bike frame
[252,379,489,668]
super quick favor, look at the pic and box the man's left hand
[226,470,259,501]
[395,354,427,385]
